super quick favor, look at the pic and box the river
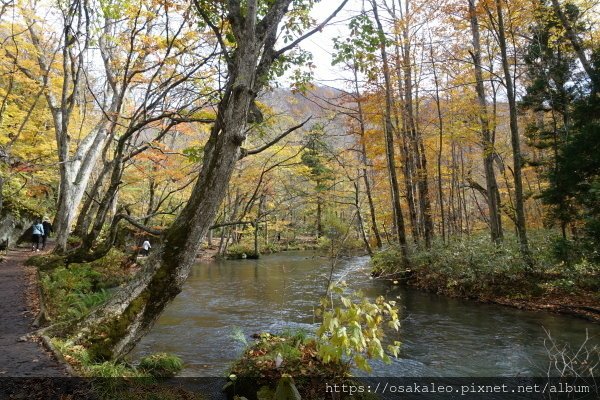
[131,251,599,377]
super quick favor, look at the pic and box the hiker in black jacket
[42,218,53,250]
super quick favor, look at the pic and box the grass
[51,338,142,377]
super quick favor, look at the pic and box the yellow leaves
[317,284,401,372]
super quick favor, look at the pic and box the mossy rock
[138,353,183,378]
[228,332,354,400]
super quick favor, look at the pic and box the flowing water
[131,251,599,377]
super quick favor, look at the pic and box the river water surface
[131,251,599,377]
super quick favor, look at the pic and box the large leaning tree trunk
[73,0,349,361]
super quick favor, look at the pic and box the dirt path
[0,245,67,377]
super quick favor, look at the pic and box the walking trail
[0,244,67,376]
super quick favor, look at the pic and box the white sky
[293,0,364,89]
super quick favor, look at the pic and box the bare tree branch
[274,0,350,58]
[240,116,311,159]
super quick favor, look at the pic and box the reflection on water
[131,251,599,377]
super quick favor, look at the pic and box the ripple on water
[131,252,600,377]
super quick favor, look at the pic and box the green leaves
[182,145,205,163]
[332,13,384,79]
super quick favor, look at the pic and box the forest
[0,0,599,397]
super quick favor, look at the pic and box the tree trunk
[354,178,373,256]
[352,66,383,249]
[0,176,3,215]
[494,0,532,265]
[207,229,213,247]
[397,0,433,247]
[371,0,410,264]
[429,41,446,243]
[549,0,597,90]
[254,193,265,256]
[468,0,503,243]
[391,22,420,244]
[316,190,323,238]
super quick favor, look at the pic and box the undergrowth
[51,339,190,399]
[371,230,600,300]
[224,237,363,259]
[39,249,132,323]
[228,332,348,400]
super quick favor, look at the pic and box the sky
[292,0,364,89]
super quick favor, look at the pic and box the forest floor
[0,243,67,377]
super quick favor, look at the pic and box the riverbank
[221,234,363,260]
[487,293,600,322]
[372,232,600,323]
[132,250,599,379]
[404,279,600,322]
[21,246,209,398]
[25,248,190,382]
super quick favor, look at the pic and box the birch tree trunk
[15,4,112,252]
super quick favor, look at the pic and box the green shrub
[26,254,66,270]
[226,243,258,259]
[85,249,130,288]
[51,338,143,378]
[371,246,407,276]
[40,250,131,322]
[64,290,111,320]
[42,265,99,294]
[371,231,599,299]
[40,265,103,322]
[138,353,183,378]
[551,237,583,266]
[230,331,343,379]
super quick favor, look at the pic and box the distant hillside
[259,85,356,149]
